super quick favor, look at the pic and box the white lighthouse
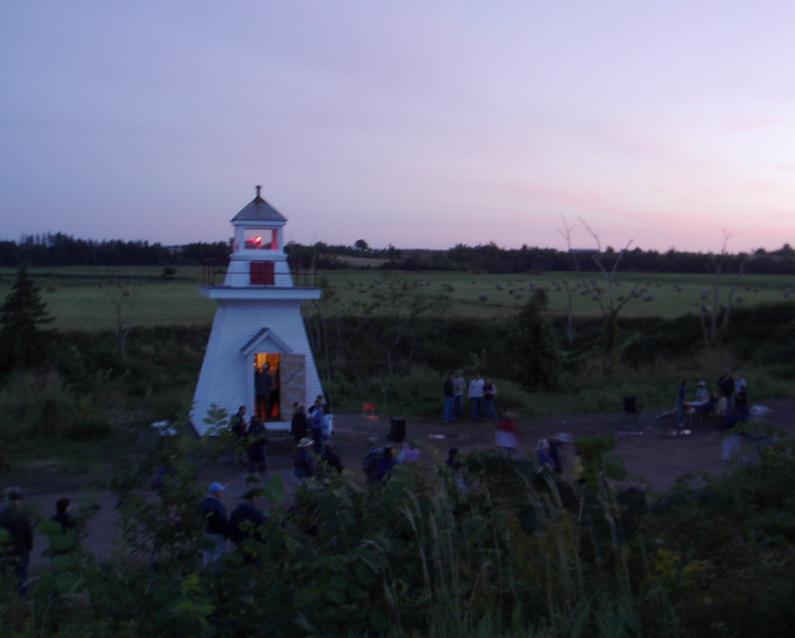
[190,186,323,435]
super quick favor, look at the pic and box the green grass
[2,266,794,330]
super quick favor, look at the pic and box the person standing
[374,446,395,483]
[442,373,455,423]
[0,487,33,596]
[734,372,749,417]
[321,441,343,472]
[483,379,497,419]
[445,448,461,471]
[676,379,687,430]
[230,406,248,468]
[452,371,466,419]
[308,396,325,454]
[200,483,229,566]
[47,498,79,559]
[468,374,485,421]
[294,438,315,481]
[495,413,520,453]
[52,497,77,531]
[718,369,735,411]
[246,416,268,475]
[290,403,308,444]
[229,489,267,563]
[255,363,273,421]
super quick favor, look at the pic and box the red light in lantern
[254,235,262,245]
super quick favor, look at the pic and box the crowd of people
[443,371,498,423]
[660,368,755,461]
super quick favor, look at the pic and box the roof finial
[255,185,262,199]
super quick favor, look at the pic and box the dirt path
[11,397,795,569]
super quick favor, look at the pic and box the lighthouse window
[250,261,275,285]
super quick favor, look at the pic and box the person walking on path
[200,482,229,566]
[0,487,34,596]
[453,371,466,419]
[443,373,455,423]
[483,379,497,419]
[468,374,485,421]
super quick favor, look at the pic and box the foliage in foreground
[2,429,795,637]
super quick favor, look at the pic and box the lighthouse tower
[190,187,323,435]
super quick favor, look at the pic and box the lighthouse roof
[231,186,287,224]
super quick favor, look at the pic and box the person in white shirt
[468,374,485,421]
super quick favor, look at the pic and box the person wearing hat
[294,438,315,481]
[200,482,229,566]
[229,489,268,563]
[0,487,34,596]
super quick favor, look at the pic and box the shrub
[0,370,111,441]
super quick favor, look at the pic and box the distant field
[1,266,793,331]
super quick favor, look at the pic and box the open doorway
[254,353,281,421]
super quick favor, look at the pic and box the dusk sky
[2,1,794,252]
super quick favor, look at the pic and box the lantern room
[224,185,292,288]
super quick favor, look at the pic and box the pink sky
[1,1,794,253]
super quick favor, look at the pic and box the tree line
[286,240,795,275]
[0,233,230,267]
[3,231,794,275]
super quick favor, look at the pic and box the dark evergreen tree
[0,267,54,369]
[510,289,561,390]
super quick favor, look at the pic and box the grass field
[1,266,794,330]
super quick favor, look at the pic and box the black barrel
[389,417,406,443]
